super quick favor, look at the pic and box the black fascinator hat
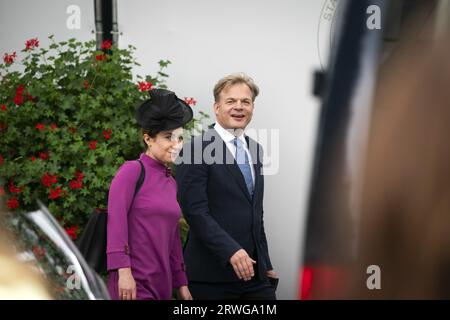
[135,89,193,134]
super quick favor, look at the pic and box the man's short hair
[213,73,260,102]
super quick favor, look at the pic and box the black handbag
[77,160,145,273]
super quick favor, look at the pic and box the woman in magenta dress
[106,89,193,300]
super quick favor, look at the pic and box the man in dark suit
[175,73,278,299]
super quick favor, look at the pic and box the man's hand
[266,270,278,279]
[229,249,256,281]
[118,268,137,300]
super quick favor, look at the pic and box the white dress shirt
[214,122,255,184]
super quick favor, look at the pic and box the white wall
[1,0,328,299]
[117,0,325,299]
[0,0,95,56]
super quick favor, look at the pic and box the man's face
[214,83,254,130]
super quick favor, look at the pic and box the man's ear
[213,102,220,116]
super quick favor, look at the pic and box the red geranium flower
[138,81,153,92]
[39,152,49,160]
[16,85,25,95]
[14,94,24,106]
[3,52,16,65]
[36,123,45,131]
[49,187,64,199]
[95,54,107,61]
[184,97,197,106]
[0,104,6,111]
[101,40,112,50]
[7,198,19,210]
[69,180,83,190]
[102,129,112,140]
[75,171,84,181]
[25,38,39,51]
[50,123,58,130]
[13,85,25,106]
[89,140,97,150]
[31,156,36,162]
[9,182,22,194]
[41,172,58,188]
[65,226,78,241]
[25,93,35,102]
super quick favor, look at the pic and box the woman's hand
[118,268,137,300]
[177,285,193,300]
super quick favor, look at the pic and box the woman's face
[145,127,184,165]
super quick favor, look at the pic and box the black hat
[135,89,193,132]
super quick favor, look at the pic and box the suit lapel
[208,128,252,203]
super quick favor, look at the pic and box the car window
[5,213,89,300]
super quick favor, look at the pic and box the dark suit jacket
[175,127,273,283]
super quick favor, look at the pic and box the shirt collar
[213,122,247,145]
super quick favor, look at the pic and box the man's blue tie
[234,137,254,197]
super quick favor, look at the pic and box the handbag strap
[132,159,146,198]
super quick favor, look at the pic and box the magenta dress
[106,153,187,300]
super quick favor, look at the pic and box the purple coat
[106,153,187,300]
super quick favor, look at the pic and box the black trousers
[188,277,278,300]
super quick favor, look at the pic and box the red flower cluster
[25,38,39,51]
[69,180,82,190]
[138,81,153,92]
[1,104,6,111]
[89,140,97,150]
[3,52,16,65]
[49,187,64,199]
[184,97,197,106]
[101,40,112,50]
[103,128,112,140]
[9,182,22,194]
[7,198,19,209]
[65,226,78,241]
[26,93,35,102]
[31,156,36,162]
[41,172,58,188]
[96,54,107,61]
[69,171,84,190]
[50,123,58,130]
[14,85,25,105]
[39,152,49,160]
[75,171,84,180]
[36,123,45,131]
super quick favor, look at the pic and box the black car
[2,201,110,300]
